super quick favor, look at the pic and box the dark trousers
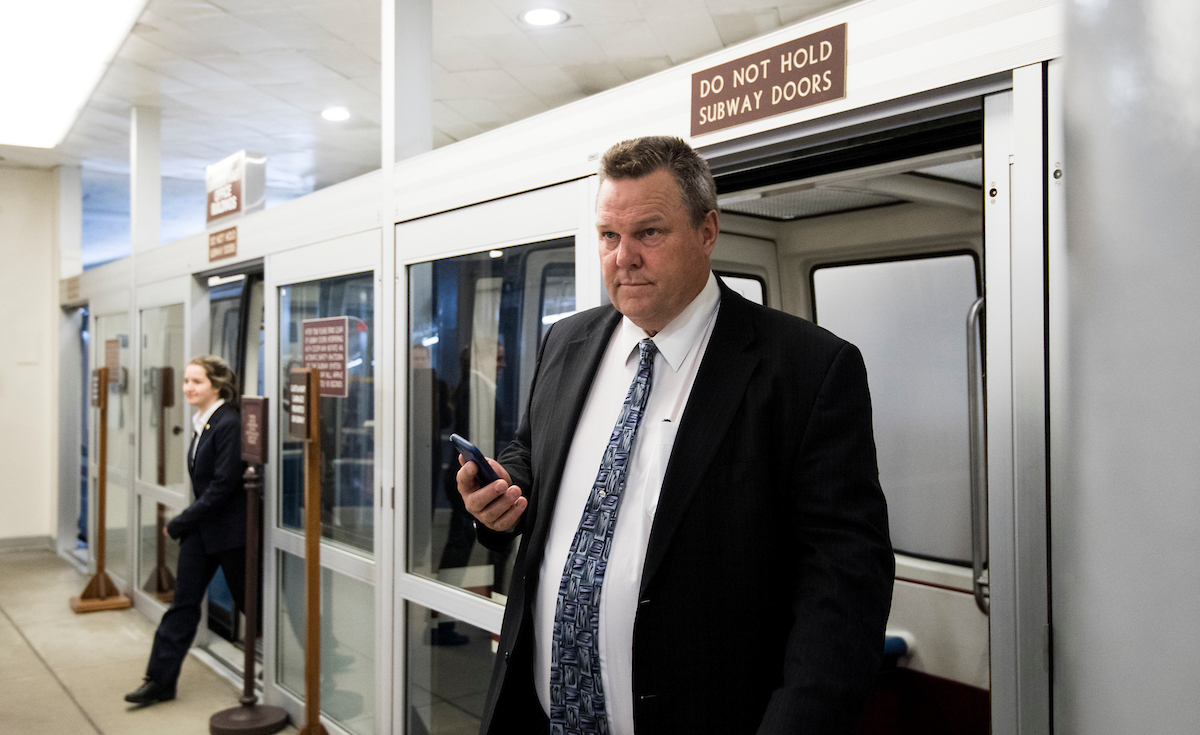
[146,532,246,687]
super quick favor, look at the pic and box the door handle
[967,296,989,615]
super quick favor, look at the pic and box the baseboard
[0,535,54,553]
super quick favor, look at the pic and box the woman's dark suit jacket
[167,402,246,553]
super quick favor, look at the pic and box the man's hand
[456,454,528,533]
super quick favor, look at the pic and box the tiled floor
[0,548,299,735]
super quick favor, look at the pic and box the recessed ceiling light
[322,107,350,122]
[521,8,569,26]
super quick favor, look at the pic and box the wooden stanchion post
[210,395,288,735]
[72,366,132,613]
[290,369,327,735]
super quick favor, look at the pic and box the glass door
[263,232,381,735]
[92,311,134,590]
[396,179,592,735]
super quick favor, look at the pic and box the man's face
[596,169,719,335]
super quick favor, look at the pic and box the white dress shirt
[534,273,721,734]
[190,398,226,463]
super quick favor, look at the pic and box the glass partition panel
[406,601,495,735]
[95,313,131,582]
[137,496,181,605]
[277,551,375,735]
[407,239,574,601]
[278,273,375,553]
[812,253,980,564]
[138,304,186,490]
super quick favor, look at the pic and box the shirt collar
[192,398,226,435]
[616,272,721,372]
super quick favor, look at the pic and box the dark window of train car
[715,271,766,305]
[407,238,574,603]
[278,272,376,554]
[811,252,981,565]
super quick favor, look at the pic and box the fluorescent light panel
[0,0,147,148]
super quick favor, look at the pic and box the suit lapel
[640,288,758,596]
[526,310,622,572]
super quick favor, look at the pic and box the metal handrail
[967,296,990,615]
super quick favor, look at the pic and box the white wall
[1057,0,1200,732]
[0,167,59,543]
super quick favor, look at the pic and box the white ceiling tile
[443,98,512,126]
[778,0,850,26]
[491,0,645,24]
[431,101,486,141]
[118,32,186,67]
[434,0,519,36]
[529,27,608,67]
[239,9,338,51]
[704,0,786,12]
[451,69,529,99]
[157,58,247,90]
[433,68,476,100]
[711,9,783,47]
[561,62,629,95]
[612,55,674,81]
[586,21,666,61]
[644,13,723,63]
[634,0,706,18]
[467,33,555,67]
[503,64,582,101]
[490,92,550,121]
[303,39,380,80]
[432,127,456,149]
[434,35,502,72]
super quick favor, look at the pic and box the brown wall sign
[104,339,120,383]
[289,371,310,440]
[691,23,847,137]
[241,396,268,464]
[301,316,350,398]
[208,226,238,262]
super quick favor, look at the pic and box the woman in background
[125,355,247,705]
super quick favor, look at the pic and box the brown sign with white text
[241,396,268,464]
[691,23,846,136]
[301,317,349,398]
[208,226,237,262]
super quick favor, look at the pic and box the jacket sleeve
[168,416,244,539]
[758,342,895,734]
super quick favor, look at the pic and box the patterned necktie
[550,338,658,735]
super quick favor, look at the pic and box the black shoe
[124,678,176,705]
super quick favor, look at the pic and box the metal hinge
[391,486,396,510]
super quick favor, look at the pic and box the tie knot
[638,339,657,363]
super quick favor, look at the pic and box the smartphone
[450,433,501,486]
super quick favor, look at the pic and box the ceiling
[1,0,858,266]
[4,0,853,184]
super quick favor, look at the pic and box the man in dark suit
[458,136,893,734]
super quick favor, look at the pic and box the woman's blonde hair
[188,355,239,404]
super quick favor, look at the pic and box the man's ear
[700,209,720,255]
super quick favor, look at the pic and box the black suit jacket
[478,281,894,734]
[168,403,247,554]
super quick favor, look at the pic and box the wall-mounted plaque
[301,316,349,398]
[104,339,120,383]
[691,23,847,136]
[242,396,268,464]
[206,150,265,225]
[208,226,238,262]
[289,370,310,440]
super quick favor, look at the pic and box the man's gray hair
[598,136,719,228]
